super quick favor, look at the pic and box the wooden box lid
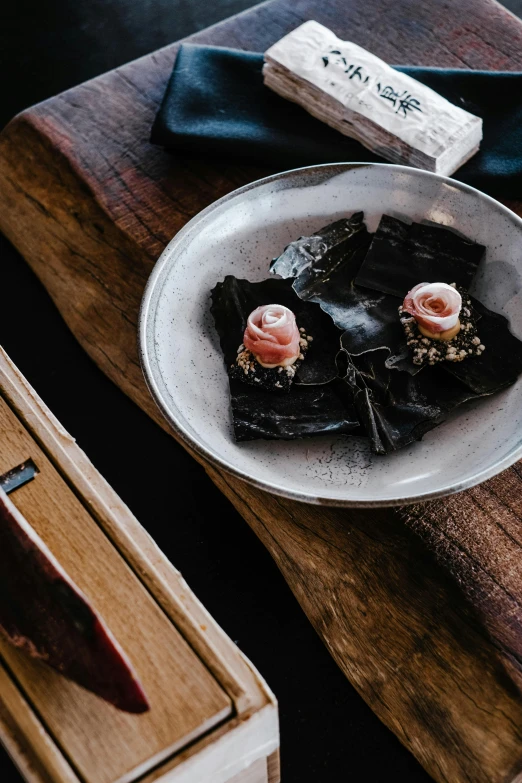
[0,348,279,783]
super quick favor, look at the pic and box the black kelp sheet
[444,298,522,394]
[211,276,342,385]
[213,213,522,452]
[230,380,360,442]
[272,213,416,374]
[211,276,359,441]
[269,212,522,452]
[338,349,482,455]
[355,214,486,297]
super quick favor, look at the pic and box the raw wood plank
[266,751,280,783]
[0,666,79,783]
[139,710,278,783]
[226,758,267,783]
[208,465,522,783]
[0,396,232,783]
[1,0,522,781]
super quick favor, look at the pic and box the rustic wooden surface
[208,465,522,783]
[1,0,522,780]
[0,348,279,783]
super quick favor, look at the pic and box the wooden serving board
[1,0,522,780]
[0,348,279,783]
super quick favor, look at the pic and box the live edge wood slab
[1,0,522,780]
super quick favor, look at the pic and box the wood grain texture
[0,348,279,783]
[208,465,522,783]
[0,0,521,780]
[0,396,232,783]
[0,348,273,721]
[226,758,267,783]
[266,750,280,783]
[0,666,79,783]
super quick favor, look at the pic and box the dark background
[0,1,520,781]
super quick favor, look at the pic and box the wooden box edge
[0,347,279,783]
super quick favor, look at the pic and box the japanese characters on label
[322,49,423,119]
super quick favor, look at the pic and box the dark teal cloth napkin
[151,44,522,199]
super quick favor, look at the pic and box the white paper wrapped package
[263,21,482,175]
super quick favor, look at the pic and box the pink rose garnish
[243,304,301,367]
[403,282,462,333]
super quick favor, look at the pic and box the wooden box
[0,348,279,783]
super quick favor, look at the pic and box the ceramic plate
[139,163,522,506]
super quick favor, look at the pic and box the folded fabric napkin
[151,44,522,199]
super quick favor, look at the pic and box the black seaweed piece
[230,379,360,441]
[442,297,522,394]
[338,349,483,454]
[273,214,418,374]
[272,213,390,340]
[270,211,369,282]
[211,275,342,386]
[270,212,371,300]
[212,275,361,443]
[355,214,485,298]
[337,291,420,374]
[229,352,305,393]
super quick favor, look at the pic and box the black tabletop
[4,1,519,781]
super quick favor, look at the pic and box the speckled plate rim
[139,162,522,507]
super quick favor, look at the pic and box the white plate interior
[140,164,522,505]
